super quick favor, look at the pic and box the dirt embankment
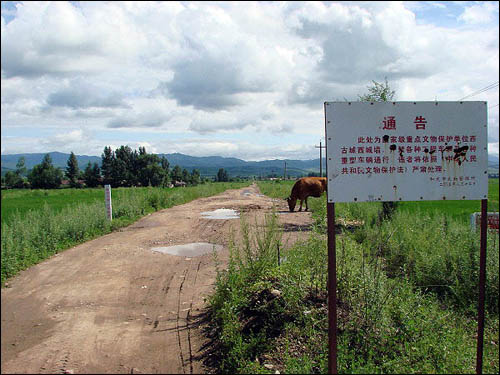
[1,184,315,374]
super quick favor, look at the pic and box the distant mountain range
[1,152,326,178]
[2,151,499,178]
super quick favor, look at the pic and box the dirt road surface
[1,184,314,374]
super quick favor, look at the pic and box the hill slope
[3,151,498,178]
[1,152,323,178]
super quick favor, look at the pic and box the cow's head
[285,197,296,212]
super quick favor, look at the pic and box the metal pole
[315,142,326,177]
[327,202,338,374]
[476,199,488,374]
[320,141,323,177]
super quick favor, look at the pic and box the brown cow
[285,177,327,212]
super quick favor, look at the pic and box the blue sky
[1,1,498,160]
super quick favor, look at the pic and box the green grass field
[397,178,499,223]
[2,183,259,224]
[1,188,105,224]
[257,178,498,224]
[1,182,251,284]
[3,179,497,225]
[210,178,499,374]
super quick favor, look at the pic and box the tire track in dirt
[1,184,314,374]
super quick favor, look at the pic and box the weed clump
[207,181,499,374]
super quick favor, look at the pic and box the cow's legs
[299,199,303,211]
[305,197,309,211]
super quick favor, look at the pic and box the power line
[458,81,499,101]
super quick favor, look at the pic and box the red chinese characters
[414,116,427,130]
[338,134,478,176]
[382,116,396,130]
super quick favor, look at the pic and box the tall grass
[208,211,286,373]
[256,179,295,201]
[207,180,499,374]
[1,188,105,224]
[1,182,250,284]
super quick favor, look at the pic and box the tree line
[1,146,231,189]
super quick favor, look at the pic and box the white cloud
[47,78,129,109]
[106,96,183,129]
[489,142,499,158]
[1,1,145,78]
[1,1,498,161]
[41,129,88,148]
[458,2,499,25]
[154,138,316,161]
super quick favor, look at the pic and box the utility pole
[284,161,287,180]
[315,141,326,177]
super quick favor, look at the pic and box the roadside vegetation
[1,182,250,285]
[205,178,499,374]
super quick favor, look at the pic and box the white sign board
[325,102,488,203]
[104,184,112,220]
[470,212,500,231]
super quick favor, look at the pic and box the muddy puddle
[151,242,223,257]
[200,208,239,220]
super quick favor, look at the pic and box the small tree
[160,156,171,186]
[66,152,80,187]
[359,77,397,219]
[358,77,395,102]
[83,162,101,188]
[216,168,229,182]
[4,171,22,189]
[3,157,28,188]
[182,168,190,184]
[190,169,201,186]
[171,165,183,183]
[28,154,63,189]
[113,145,135,187]
[101,146,114,186]
[15,157,27,177]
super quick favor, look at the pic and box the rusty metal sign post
[324,101,489,374]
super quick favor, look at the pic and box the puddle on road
[201,208,240,220]
[151,242,223,257]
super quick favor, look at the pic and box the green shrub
[207,185,499,374]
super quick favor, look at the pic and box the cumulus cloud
[155,138,316,161]
[40,129,88,148]
[489,142,499,158]
[1,1,145,78]
[1,1,498,160]
[47,78,129,109]
[458,2,499,25]
[106,97,181,129]
[153,3,290,110]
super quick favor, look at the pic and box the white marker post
[104,184,112,221]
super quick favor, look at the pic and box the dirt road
[1,184,314,374]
